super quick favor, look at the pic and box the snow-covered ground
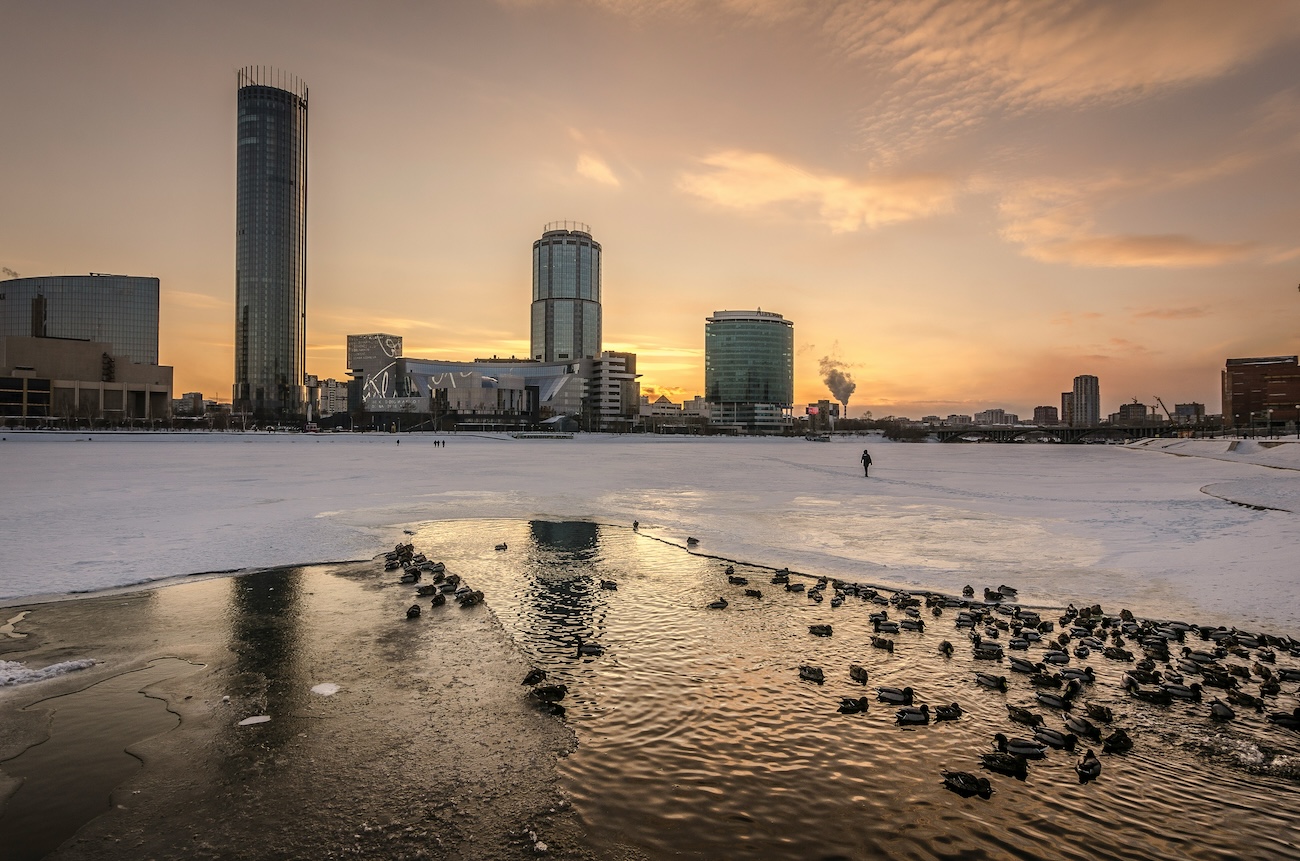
[1,431,1297,634]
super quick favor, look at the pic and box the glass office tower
[234,66,308,417]
[531,222,601,362]
[0,273,160,365]
[704,310,794,433]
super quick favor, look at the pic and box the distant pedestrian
[860,449,872,477]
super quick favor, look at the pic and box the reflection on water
[423,519,1300,861]
[0,659,196,861]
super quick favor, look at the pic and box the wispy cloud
[576,152,621,187]
[677,150,955,232]
[1130,306,1210,321]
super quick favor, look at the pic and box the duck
[632,520,639,531]
[575,635,604,657]
[849,664,869,685]
[874,619,901,634]
[1060,666,1096,684]
[1226,689,1264,711]
[934,702,963,721]
[416,584,440,596]
[1268,706,1300,730]
[896,704,930,725]
[1209,699,1236,721]
[809,624,833,637]
[771,571,790,585]
[429,592,446,607]
[727,574,749,586]
[993,733,1047,759]
[871,636,895,653]
[1029,672,1063,689]
[724,565,734,575]
[686,537,700,546]
[1102,728,1133,754]
[600,580,618,590]
[1083,702,1113,723]
[975,672,1009,692]
[495,543,508,551]
[1162,682,1203,702]
[1035,679,1082,710]
[1042,649,1071,665]
[530,683,568,703]
[838,696,870,714]
[799,665,825,684]
[406,604,422,619]
[1075,749,1102,783]
[457,589,484,607]
[744,588,763,599]
[980,752,1028,780]
[1123,677,1171,704]
[938,640,955,657]
[522,668,547,686]
[1033,726,1078,751]
[998,584,1018,597]
[1064,714,1102,740]
[962,584,975,598]
[786,582,806,593]
[707,597,728,610]
[1006,704,1044,727]
[1009,657,1042,675]
[899,618,926,632]
[877,686,915,705]
[942,771,993,799]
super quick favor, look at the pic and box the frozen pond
[1,433,1296,634]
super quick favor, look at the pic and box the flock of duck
[706,567,1300,800]
[383,541,485,620]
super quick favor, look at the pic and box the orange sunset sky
[3,0,1299,418]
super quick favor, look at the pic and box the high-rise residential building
[1033,405,1059,425]
[704,309,794,433]
[233,66,309,418]
[1222,356,1300,427]
[0,273,160,364]
[1060,392,1074,427]
[531,222,601,363]
[1072,375,1100,426]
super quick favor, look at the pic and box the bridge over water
[931,424,1174,443]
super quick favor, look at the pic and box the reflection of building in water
[530,520,599,558]
[525,521,604,649]
[224,568,306,755]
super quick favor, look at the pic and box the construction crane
[1154,396,1174,422]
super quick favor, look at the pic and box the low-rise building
[1221,357,1300,428]
[0,335,172,422]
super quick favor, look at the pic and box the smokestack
[819,356,857,416]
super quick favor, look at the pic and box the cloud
[167,290,229,311]
[677,150,955,231]
[1050,311,1104,326]
[576,152,621,187]
[1130,306,1209,321]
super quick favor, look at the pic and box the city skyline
[3,1,1299,417]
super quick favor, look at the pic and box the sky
[2,0,1299,418]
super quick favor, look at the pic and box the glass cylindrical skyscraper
[0,273,160,365]
[531,222,601,363]
[705,309,794,433]
[234,66,308,417]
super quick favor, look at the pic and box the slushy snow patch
[237,715,271,726]
[311,683,340,696]
[0,658,96,687]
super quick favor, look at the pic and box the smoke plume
[819,356,856,408]
[1,267,19,279]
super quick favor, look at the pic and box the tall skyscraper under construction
[233,66,308,417]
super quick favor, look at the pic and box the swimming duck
[934,702,963,721]
[1123,677,1171,704]
[962,585,975,598]
[1268,707,1300,730]
[809,624,833,637]
[808,590,824,604]
[938,640,955,657]
[1064,714,1102,740]
[1162,682,1203,701]
[724,565,734,575]
[1226,689,1264,711]
[530,683,568,703]
[849,664,869,685]
[1033,726,1078,751]
[707,597,728,610]
[993,733,1047,759]
[522,668,547,686]
[1101,728,1133,754]
[600,580,618,590]
[416,584,440,596]
[838,696,870,714]
[975,672,1009,692]
[744,588,763,599]
[1075,749,1102,783]
[896,704,930,725]
[406,604,421,619]
[877,686,915,705]
[1042,649,1071,665]
[1006,704,1043,727]
[899,619,926,632]
[1209,699,1236,721]
[980,752,1028,780]
[998,584,1018,597]
[495,543,508,551]
[972,640,1004,661]
[874,619,901,634]
[429,592,446,607]
[771,571,790,585]
[727,574,749,586]
[457,589,485,607]
[871,636,895,653]
[1029,672,1063,688]
[786,582,806,593]
[1035,679,1082,710]
[575,636,605,657]
[799,665,825,684]
[1060,666,1096,684]
[1009,658,1042,675]
[942,771,993,799]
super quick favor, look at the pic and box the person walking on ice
[860,449,872,477]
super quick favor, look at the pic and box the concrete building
[1072,375,1100,426]
[1061,392,1074,427]
[704,310,794,434]
[1174,403,1206,423]
[1116,402,1151,424]
[0,335,172,421]
[1222,356,1300,428]
[531,222,601,363]
[0,273,160,365]
[1033,405,1059,425]
[582,351,639,432]
[234,67,309,419]
[974,408,1009,425]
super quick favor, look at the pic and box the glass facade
[704,310,794,432]
[531,224,601,362]
[0,274,159,365]
[234,67,308,416]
